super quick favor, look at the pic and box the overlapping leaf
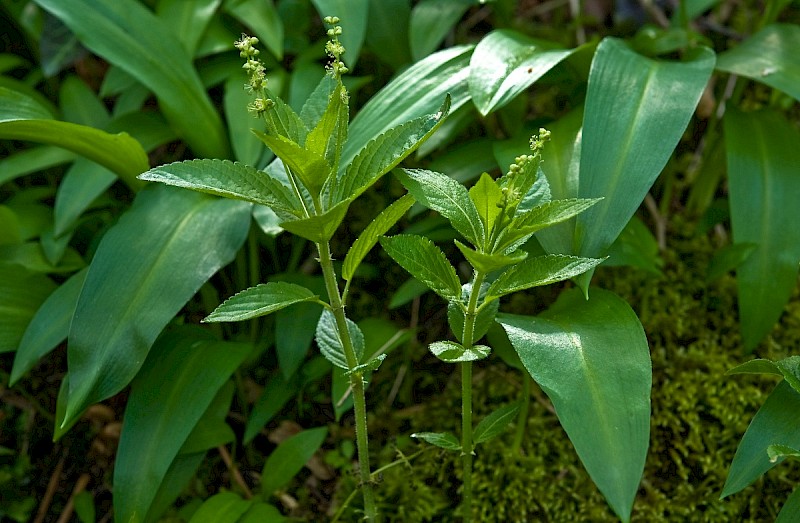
[316,309,365,370]
[380,234,462,301]
[486,255,604,302]
[203,282,319,323]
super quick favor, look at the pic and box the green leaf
[0,146,74,187]
[775,356,800,395]
[705,242,757,283]
[189,492,252,523]
[139,159,301,219]
[409,0,471,61]
[316,309,364,370]
[455,240,527,274]
[64,186,250,426]
[343,194,414,281]
[468,173,503,232]
[253,131,331,196]
[179,381,236,455]
[447,282,499,345]
[469,29,574,115]
[429,340,490,363]
[280,198,351,243]
[260,93,309,146]
[498,288,651,522]
[486,255,604,302]
[335,96,451,204]
[727,359,783,377]
[203,282,318,322]
[310,0,368,67]
[721,381,800,498]
[365,0,411,66]
[244,373,297,444]
[34,0,229,159]
[306,81,348,173]
[777,487,800,523]
[114,327,251,523]
[238,502,287,523]
[725,108,800,351]
[716,24,800,103]
[410,431,461,451]
[575,39,714,270]
[0,266,57,353]
[380,234,462,301]
[473,402,521,444]
[224,75,264,166]
[225,0,283,60]
[10,268,87,384]
[261,427,328,495]
[768,444,800,463]
[156,0,222,55]
[0,87,148,189]
[395,169,483,246]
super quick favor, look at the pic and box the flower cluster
[234,34,273,116]
[323,16,349,76]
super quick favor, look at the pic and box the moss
[361,215,800,521]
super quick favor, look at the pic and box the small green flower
[323,15,349,77]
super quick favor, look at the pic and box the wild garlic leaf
[203,282,319,323]
[455,239,527,274]
[473,402,521,445]
[139,159,301,219]
[486,254,605,302]
[343,194,415,281]
[447,282,500,345]
[334,94,451,204]
[395,168,483,246]
[410,432,461,451]
[380,234,461,301]
[253,131,331,196]
[316,309,365,370]
[280,198,351,243]
[429,341,491,363]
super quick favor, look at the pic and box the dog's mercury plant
[380,132,604,521]
[139,18,449,521]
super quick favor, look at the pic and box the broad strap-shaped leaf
[343,194,415,281]
[280,198,351,243]
[721,381,800,498]
[486,254,604,302]
[498,288,651,522]
[34,0,229,159]
[156,0,222,56]
[334,95,450,204]
[316,309,365,370]
[496,198,602,253]
[429,341,490,363]
[725,108,800,351]
[139,159,302,219]
[395,168,483,246]
[777,486,800,523]
[473,402,521,445]
[0,87,148,189]
[716,24,800,103]
[10,268,87,385]
[261,426,328,495]
[253,131,331,196]
[469,29,574,115]
[455,240,527,274]
[0,266,57,353]
[188,492,252,523]
[203,282,319,323]
[409,0,471,61]
[64,185,250,426]
[410,431,461,451]
[380,234,462,301]
[114,327,251,523]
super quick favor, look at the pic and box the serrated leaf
[775,356,800,395]
[253,131,331,196]
[395,168,483,246]
[447,282,499,345]
[473,402,521,444]
[468,172,503,234]
[343,194,414,281]
[411,431,461,451]
[261,92,308,145]
[429,340,490,363]
[203,282,318,323]
[335,96,451,204]
[316,309,364,370]
[139,159,301,218]
[455,240,527,274]
[380,234,461,301]
[768,444,800,463]
[280,198,351,243]
[346,353,387,376]
[486,255,605,301]
[309,83,348,178]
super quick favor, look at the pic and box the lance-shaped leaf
[64,186,250,426]
[411,431,461,451]
[725,109,800,351]
[455,240,527,274]
[254,131,331,196]
[777,487,800,523]
[261,91,308,145]
[0,266,57,354]
[429,341,490,363]
[343,194,415,281]
[380,234,461,301]
[447,282,499,345]
[188,492,252,523]
[114,328,251,523]
[0,87,148,189]
[306,80,348,175]
[498,288,651,522]
[486,255,604,302]
[34,0,229,159]
[395,168,483,246]
[722,381,800,498]
[468,172,503,234]
[473,402,521,445]
[203,282,319,323]
[280,198,351,243]
[139,159,301,219]
[715,24,800,103]
[469,29,575,115]
[334,95,451,204]
[261,426,329,496]
[316,309,364,370]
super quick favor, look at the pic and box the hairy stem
[317,241,377,521]
[512,374,531,454]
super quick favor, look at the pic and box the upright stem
[317,241,378,522]
[512,374,531,454]
[459,271,486,523]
